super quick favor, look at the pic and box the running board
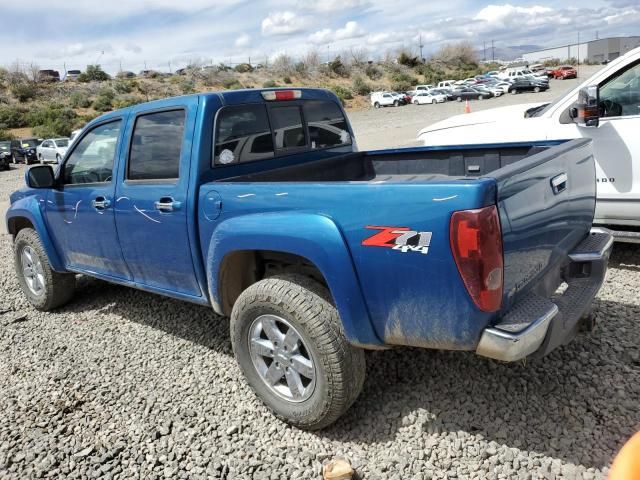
[610,229,640,244]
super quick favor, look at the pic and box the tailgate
[491,138,596,312]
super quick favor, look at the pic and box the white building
[523,36,640,63]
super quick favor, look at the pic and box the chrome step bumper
[476,228,613,362]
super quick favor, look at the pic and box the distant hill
[476,44,542,61]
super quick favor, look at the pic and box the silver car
[36,138,70,163]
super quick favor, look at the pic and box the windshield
[55,138,69,147]
[0,141,9,150]
[21,139,39,147]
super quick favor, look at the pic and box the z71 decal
[362,226,432,255]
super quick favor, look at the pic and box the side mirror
[570,85,599,127]
[26,165,55,188]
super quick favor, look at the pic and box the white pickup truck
[418,47,640,242]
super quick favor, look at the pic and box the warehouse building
[523,36,640,63]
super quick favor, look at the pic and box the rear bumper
[476,228,613,362]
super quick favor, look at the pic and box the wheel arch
[206,213,382,348]
[6,198,66,272]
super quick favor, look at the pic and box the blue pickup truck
[6,88,612,429]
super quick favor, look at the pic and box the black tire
[230,273,366,430]
[533,86,541,93]
[38,154,43,164]
[456,96,462,102]
[374,102,380,109]
[393,100,399,107]
[12,154,17,164]
[412,100,419,105]
[510,88,517,95]
[13,228,75,311]
[55,154,61,163]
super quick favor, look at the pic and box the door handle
[154,197,182,212]
[92,197,111,209]
[550,173,568,195]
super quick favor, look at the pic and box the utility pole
[327,45,330,63]
[483,41,486,62]
[491,40,495,62]
[419,34,424,62]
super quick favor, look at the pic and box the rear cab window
[213,98,351,166]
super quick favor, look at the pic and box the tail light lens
[450,205,503,312]
[261,90,302,101]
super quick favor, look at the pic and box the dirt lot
[350,65,602,150]
[1,65,639,479]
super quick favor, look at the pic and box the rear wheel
[230,274,366,430]
[14,228,75,311]
[393,100,399,107]
[412,100,419,105]
[533,86,541,93]
[374,102,380,108]
[510,89,517,95]
[456,96,462,102]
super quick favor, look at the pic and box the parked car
[10,138,42,164]
[38,70,60,82]
[371,91,402,108]
[6,87,611,430]
[551,65,578,80]
[389,92,407,105]
[116,71,136,79]
[492,81,514,94]
[478,85,503,97]
[413,84,434,93]
[36,138,70,163]
[417,45,640,242]
[499,67,548,83]
[412,91,446,104]
[0,141,11,170]
[64,70,82,81]
[447,87,492,101]
[508,78,549,94]
[437,80,457,89]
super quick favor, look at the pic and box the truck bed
[223,143,552,183]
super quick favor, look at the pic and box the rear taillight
[261,90,301,101]
[450,205,503,312]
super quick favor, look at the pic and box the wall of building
[523,37,640,63]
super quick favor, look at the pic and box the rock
[323,458,354,480]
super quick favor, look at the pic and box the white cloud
[308,21,366,44]
[234,33,251,48]
[261,11,310,36]
[366,31,405,45]
[303,0,371,12]
[473,4,571,30]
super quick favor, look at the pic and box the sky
[2,0,639,74]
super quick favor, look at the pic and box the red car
[551,65,577,80]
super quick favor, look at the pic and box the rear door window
[128,110,185,180]
[270,106,306,150]
[214,104,274,165]
[303,101,351,149]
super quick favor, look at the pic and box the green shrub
[397,51,420,68]
[234,63,253,73]
[390,71,417,92]
[351,76,372,96]
[113,96,143,109]
[26,103,77,137]
[222,78,242,89]
[69,91,91,108]
[179,79,196,94]
[78,65,110,82]
[364,64,382,80]
[328,57,349,77]
[113,80,134,94]
[282,76,292,84]
[10,83,37,102]
[92,89,115,112]
[262,80,278,88]
[330,85,353,104]
[0,105,28,128]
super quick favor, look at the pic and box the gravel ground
[1,88,639,478]
[351,65,603,150]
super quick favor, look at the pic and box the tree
[431,41,478,68]
[78,65,110,82]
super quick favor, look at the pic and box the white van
[437,80,456,90]
[498,68,548,83]
[370,92,401,108]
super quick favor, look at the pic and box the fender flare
[206,212,382,348]
[6,195,66,272]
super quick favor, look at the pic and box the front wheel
[533,86,541,93]
[38,154,44,164]
[510,89,517,95]
[393,100,399,107]
[412,100,419,105]
[374,102,380,108]
[55,154,61,163]
[14,228,76,311]
[456,96,462,102]
[230,274,366,430]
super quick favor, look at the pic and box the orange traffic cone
[464,100,471,113]
[609,431,640,480]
